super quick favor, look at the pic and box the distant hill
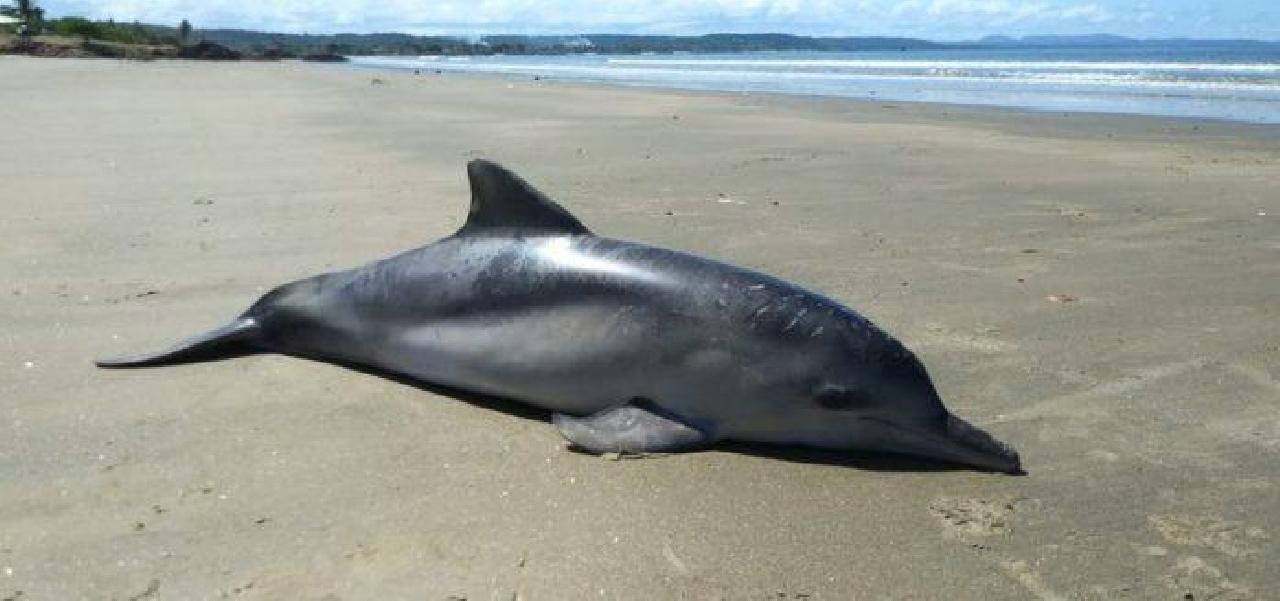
[14,17,1280,59]
[195,30,945,56]
[974,34,1280,48]
[199,29,476,56]
[196,30,1279,57]
[577,34,944,53]
[976,34,1133,47]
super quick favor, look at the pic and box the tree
[55,16,98,40]
[15,0,41,38]
[177,18,191,47]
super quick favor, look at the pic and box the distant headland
[2,10,1276,61]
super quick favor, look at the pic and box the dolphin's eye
[814,387,870,411]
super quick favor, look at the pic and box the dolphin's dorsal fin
[457,160,591,236]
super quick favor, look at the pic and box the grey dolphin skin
[98,160,1022,474]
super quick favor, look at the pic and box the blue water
[351,44,1280,123]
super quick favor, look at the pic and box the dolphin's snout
[865,414,1023,474]
[942,414,1023,474]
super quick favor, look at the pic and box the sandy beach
[2,56,1277,599]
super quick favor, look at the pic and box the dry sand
[1,57,1278,600]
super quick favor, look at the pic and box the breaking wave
[350,48,1280,123]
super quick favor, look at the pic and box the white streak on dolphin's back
[536,237,667,285]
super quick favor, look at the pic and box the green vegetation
[3,20,946,59]
[200,30,485,57]
[1,1,42,35]
[1,4,201,58]
[4,1,1277,61]
[3,0,945,58]
[44,17,175,45]
[197,30,946,57]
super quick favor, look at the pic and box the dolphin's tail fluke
[95,317,261,368]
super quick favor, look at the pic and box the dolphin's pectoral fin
[552,399,712,454]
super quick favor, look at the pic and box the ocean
[350,43,1280,123]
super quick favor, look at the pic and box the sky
[36,0,1280,40]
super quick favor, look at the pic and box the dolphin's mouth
[871,415,1023,474]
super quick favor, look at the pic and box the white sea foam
[351,56,1280,93]
[349,52,1280,122]
[608,58,1280,73]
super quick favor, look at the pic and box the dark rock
[177,41,241,61]
[301,53,348,63]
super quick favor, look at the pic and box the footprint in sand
[1162,556,1254,600]
[998,560,1065,601]
[1148,515,1270,558]
[933,498,1069,599]
[928,496,1020,538]
[919,323,1017,355]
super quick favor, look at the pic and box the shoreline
[339,61,1280,158]
[405,64,1280,137]
[2,57,1277,600]
[5,49,1279,126]
[347,50,1280,125]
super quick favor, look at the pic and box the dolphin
[98,160,1022,474]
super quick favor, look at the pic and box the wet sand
[1,56,1277,599]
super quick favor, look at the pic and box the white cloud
[1057,4,1114,23]
[921,0,1113,24]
